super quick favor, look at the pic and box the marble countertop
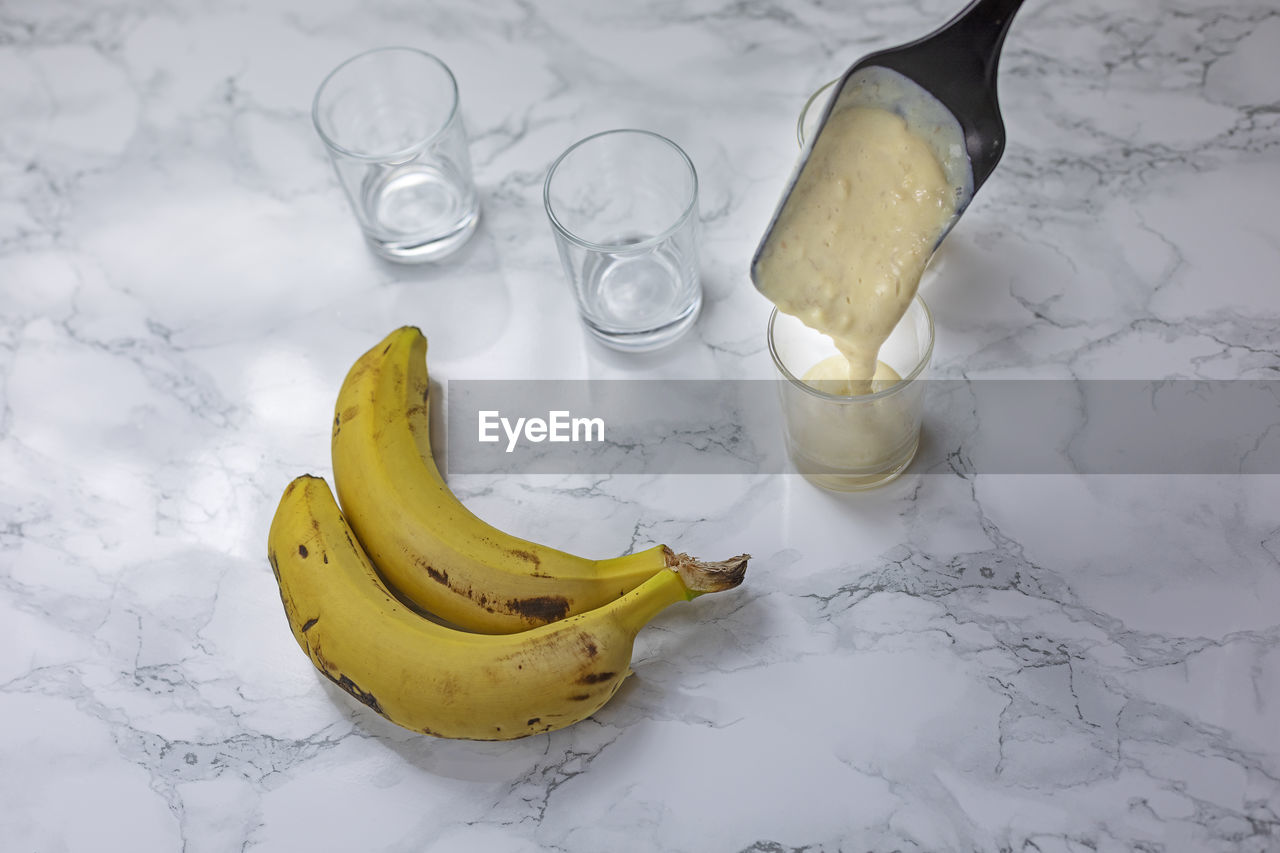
[4,0,1279,850]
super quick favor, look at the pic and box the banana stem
[663,547,750,593]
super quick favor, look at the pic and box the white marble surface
[3,0,1279,850]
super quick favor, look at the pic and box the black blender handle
[847,0,1026,191]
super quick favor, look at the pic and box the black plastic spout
[847,0,1027,191]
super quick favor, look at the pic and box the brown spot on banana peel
[578,671,616,684]
[333,405,359,439]
[270,568,304,635]
[410,557,558,621]
[403,374,431,419]
[385,531,580,628]
[311,641,388,717]
[298,544,308,558]
[317,663,385,716]
[342,529,362,560]
[506,594,570,622]
[434,673,462,703]
[301,617,319,633]
[268,535,310,620]
[506,548,542,570]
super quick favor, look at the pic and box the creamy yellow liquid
[801,355,901,397]
[789,352,916,487]
[756,105,955,394]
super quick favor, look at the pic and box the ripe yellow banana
[332,326,749,633]
[267,475,744,740]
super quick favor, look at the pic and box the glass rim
[311,46,460,163]
[766,294,935,403]
[542,128,699,254]
[797,77,839,149]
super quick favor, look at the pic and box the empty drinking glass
[543,129,702,351]
[312,47,480,262]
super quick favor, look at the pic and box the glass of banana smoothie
[768,296,933,491]
[759,71,955,491]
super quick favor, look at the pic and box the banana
[267,475,745,740]
[332,326,749,633]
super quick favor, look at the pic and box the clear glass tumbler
[312,47,480,263]
[798,78,839,148]
[543,129,702,351]
[768,295,934,491]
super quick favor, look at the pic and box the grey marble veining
[2,0,1279,851]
